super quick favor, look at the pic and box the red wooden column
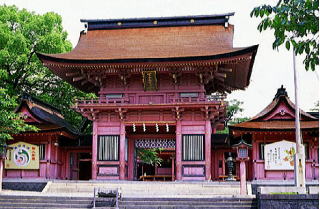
[119,122,126,180]
[91,121,98,180]
[128,138,134,180]
[176,120,182,180]
[0,158,3,192]
[46,138,52,179]
[205,120,212,180]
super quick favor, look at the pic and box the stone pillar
[205,120,212,180]
[176,121,182,180]
[119,122,126,180]
[240,160,247,195]
[92,121,98,180]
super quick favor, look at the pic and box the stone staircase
[45,181,243,197]
[119,197,258,209]
[0,195,92,209]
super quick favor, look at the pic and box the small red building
[230,86,319,181]
[4,94,82,179]
[36,13,258,181]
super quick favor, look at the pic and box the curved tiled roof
[229,86,318,131]
[37,14,258,94]
[16,94,80,136]
[230,120,318,131]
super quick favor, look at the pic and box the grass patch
[270,192,298,195]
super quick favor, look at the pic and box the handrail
[93,187,121,208]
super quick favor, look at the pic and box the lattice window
[182,135,204,161]
[142,71,157,91]
[259,143,265,160]
[39,144,45,160]
[135,139,176,149]
[98,135,119,161]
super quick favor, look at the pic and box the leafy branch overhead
[251,0,319,71]
[0,89,38,154]
[0,5,94,130]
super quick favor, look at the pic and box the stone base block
[258,186,307,194]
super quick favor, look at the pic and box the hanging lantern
[133,123,136,132]
[156,123,159,132]
[143,123,146,132]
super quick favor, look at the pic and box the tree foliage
[0,5,93,130]
[137,148,163,166]
[0,89,37,154]
[225,99,244,124]
[251,0,319,71]
[217,99,248,134]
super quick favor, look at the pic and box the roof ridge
[21,93,62,114]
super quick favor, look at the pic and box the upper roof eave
[37,45,258,65]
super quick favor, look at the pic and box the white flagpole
[292,48,306,189]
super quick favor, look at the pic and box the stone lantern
[232,138,252,195]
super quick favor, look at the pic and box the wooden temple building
[34,13,258,181]
[230,86,319,181]
[4,13,318,182]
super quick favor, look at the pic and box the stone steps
[45,182,241,197]
[119,197,257,209]
[0,195,92,209]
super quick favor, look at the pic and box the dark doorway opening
[78,152,92,180]
[136,149,175,181]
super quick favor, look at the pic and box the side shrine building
[230,86,319,181]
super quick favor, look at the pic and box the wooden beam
[214,76,225,82]
[219,68,233,73]
[66,72,80,77]
[73,76,86,82]
[214,72,227,78]
[81,80,88,86]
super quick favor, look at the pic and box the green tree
[251,0,319,71]
[225,99,244,124]
[137,148,163,166]
[217,99,248,134]
[0,5,92,128]
[0,89,37,155]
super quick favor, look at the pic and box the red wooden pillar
[128,138,134,180]
[119,122,126,180]
[91,121,98,180]
[0,158,3,192]
[252,134,257,180]
[46,138,52,179]
[171,156,175,181]
[205,120,212,180]
[176,121,182,180]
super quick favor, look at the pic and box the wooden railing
[76,96,223,106]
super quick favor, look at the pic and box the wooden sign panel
[264,140,298,170]
[5,142,39,169]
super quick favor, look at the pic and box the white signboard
[264,140,299,170]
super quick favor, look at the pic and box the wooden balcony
[74,96,225,109]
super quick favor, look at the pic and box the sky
[1,0,319,117]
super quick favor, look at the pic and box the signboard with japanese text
[264,140,298,170]
[5,142,39,169]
